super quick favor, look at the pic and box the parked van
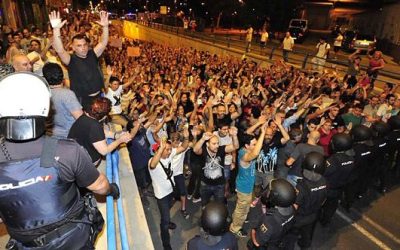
[289,19,309,34]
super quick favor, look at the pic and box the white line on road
[352,209,400,245]
[336,210,392,250]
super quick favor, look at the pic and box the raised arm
[49,11,71,65]
[149,139,166,169]
[241,123,267,163]
[93,11,109,57]
[225,127,240,153]
[193,132,213,155]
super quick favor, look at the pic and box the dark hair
[387,94,396,100]
[289,128,303,140]
[42,63,63,85]
[308,118,319,126]
[251,106,261,119]
[109,76,120,84]
[72,33,90,43]
[86,97,111,120]
[241,133,256,147]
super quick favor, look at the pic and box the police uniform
[0,137,103,249]
[320,152,354,224]
[187,231,238,250]
[387,128,400,178]
[371,135,389,193]
[250,207,295,250]
[344,142,374,207]
[290,176,327,249]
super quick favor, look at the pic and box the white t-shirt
[213,132,233,165]
[283,37,294,51]
[261,32,269,42]
[316,42,330,58]
[334,34,343,47]
[149,148,177,199]
[171,146,188,176]
[246,28,253,42]
[105,85,123,115]
[27,51,44,76]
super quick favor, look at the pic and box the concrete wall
[122,21,271,68]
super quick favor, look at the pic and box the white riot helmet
[0,72,51,141]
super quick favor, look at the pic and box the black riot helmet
[350,125,372,142]
[330,133,353,153]
[372,121,390,137]
[302,152,326,175]
[261,179,296,208]
[201,201,229,236]
[388,115,400,130]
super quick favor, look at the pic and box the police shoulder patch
[260,223,268,233]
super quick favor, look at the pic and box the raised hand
[49,11,67,29]
[202,132,214,141]
[96,11,109,27]
[229,126,238,136]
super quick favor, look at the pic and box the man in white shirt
[312,37,330,72]
[149,138,189,250]
[213,122,236,198]
[282,32,294,62]
[260,29,269,48]
[245,26,254,53]
[170,130,190,219]
[104,76,134,128]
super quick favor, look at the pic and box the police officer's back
[321,133,354,224]
[288,152,327,249]
[249,179,296,249]
[187,201,238,250]
[371,121,390,193]
[0,73,120,249]
[348,125,374,203]
[388,115,400,178]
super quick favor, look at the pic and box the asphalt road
[143,176,400,250]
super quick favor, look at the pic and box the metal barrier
[106,139,129,250]
[136,20,399,88]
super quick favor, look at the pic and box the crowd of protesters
[0,10,399,250]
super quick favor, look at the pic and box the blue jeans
[200,182,225,207]
[283,49,290,62]
[156,193,173,249]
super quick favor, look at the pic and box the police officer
[187,201,238,250]
[249,178,296,250]
[388,115,400,179]
[0,73,120,249]
[320,133,354,225]
[287,152,327,249]
[371,121,390,193]
[343,125,374,209]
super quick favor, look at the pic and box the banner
[127,46,140,57]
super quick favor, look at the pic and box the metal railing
[106,139,129,250]
[136,20,399,88]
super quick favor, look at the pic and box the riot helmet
[372,121,390,137]
[201,201,229,236]
[0,72,50,141]
[350,125,372,142]
[388,115,400,130]
[330,133,353,153]
[302,152,326,175]
[261,179,296,208]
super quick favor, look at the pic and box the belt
[23,210,86,247]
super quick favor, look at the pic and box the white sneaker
[192,197,202,203]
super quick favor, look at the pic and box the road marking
[351,209,400,245]
[336,210,392,250]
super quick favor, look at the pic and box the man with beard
[250,116,290,207]
[193,127,239,207]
